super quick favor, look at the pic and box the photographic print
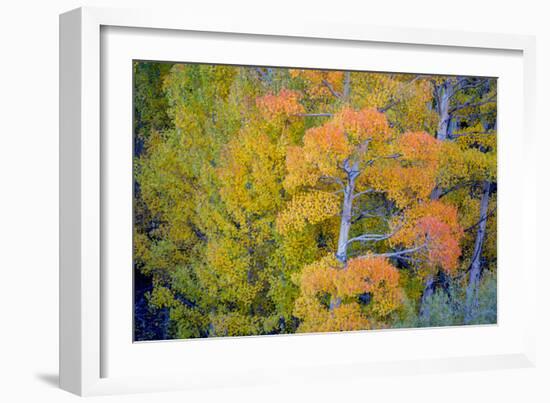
[133,62,497,341]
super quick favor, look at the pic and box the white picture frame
[60,6,537,396]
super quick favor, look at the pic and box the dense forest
[133,61,497,341]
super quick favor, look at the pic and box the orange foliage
[392,200,464,273]
[284,107,392,192]
[289,69,345,99]
[333,107,392,145]
[417,216,462,273]
[294,255,403,332]
[397,131,441,163]
[256,88,304,119]
[366,131,442,206]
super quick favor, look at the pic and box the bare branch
[453,111,495,121]
[352,188,377,200]
[351,208,387,224]
[449,131,495,139]
[254,67,270,82]
[372,243,428,258]
[322,79,342,99]
[454,78,488,93]
[378,76,421,113]
[319,175,345,189]
[347,232,394,244]
[438,180,476,198]
[451,77,469,94]
[464,206,497,233]
[365,153,401,167]
[450,93,496,114]
[347,215,404,245]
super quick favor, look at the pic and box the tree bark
[336,163,358,264]
[465,180,491,323]
[332,161,359,311]
[435,79,454,141]
[419,275,435,321]
[418,79,460,320]
[342,71,351,102]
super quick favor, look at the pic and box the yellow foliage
[218,129,286,224]
[276,191,340,234]
[202,237,261,308]
[209,312,261,337]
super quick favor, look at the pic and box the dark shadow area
[35,373,59,388]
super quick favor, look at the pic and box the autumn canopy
[133,63,497,340]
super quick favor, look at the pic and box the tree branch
[464,206,497,233]
[254,67,271,83]
[352,188,377,200]
[372,243,427,258]
[347,232,393,244]
[319,175,344,188]
[378,76,422,113]
[450,93,496,114]
[351,207,386,224]
[449,131,495,139]
[365,153,401,167]
[454,78,487,93]
[322,79,342,99]
[347,216,404,245]
[438,180,476,198]
[451,77,469,94]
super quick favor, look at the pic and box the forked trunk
[332,162,358,311]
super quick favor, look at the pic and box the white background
[0,0,548,402]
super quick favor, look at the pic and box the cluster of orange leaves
[294,255,403,332]
[391,200,464,273]
[289,69,345,99]
[332,107,392,145]
[255,89,304,119]
[284,107,392,192]
[366,131,441,207]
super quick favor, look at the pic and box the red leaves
[392,200,464,273]
[417,216,462,272]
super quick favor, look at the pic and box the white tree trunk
[465,180,491,323]
[335,161,358,264]
[435,79,454,141]
[332,161,359,310]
